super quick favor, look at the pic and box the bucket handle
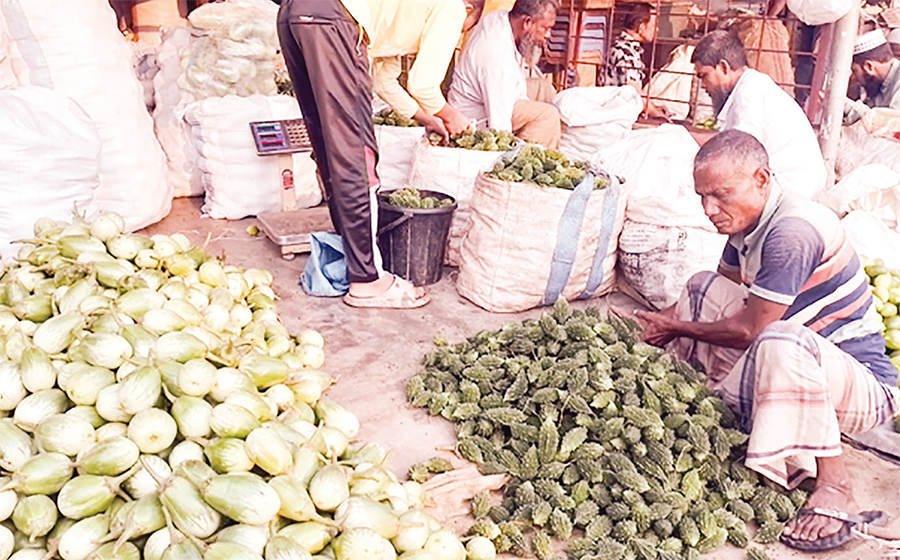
[377,213,412,237]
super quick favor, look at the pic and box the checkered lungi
[669,272,900,489]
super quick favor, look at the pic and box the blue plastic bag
[301,232,349,297]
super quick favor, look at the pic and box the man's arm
[638,293,788,349]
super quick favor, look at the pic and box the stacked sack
[595,125,726,309]
[185,95,321,220]
[0,0,171,232]
[154,0,321,213]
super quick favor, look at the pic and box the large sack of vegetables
[595,125,725,309]
[153,2,281,198]
[0,0,171,232]
[0,22,16,88]
[457,145,625,313]
[152,27,201,198]
[553,86,643,163]
[0,211,490,560]
[184,95,322,220]
[407,130,516,266]
[0,87,101,262]
[373,110,425,191]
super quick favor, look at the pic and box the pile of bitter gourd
[408,300,804,560]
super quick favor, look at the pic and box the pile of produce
[487,146,609,191]
[408,300,803,560]
[0,213,486,560]
[384,189,454,210]
[427,129,516,152]
[372,110,419,128]
[863,257,900,374]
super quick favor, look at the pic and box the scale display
[249,119,313,155]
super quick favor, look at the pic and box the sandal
[342,275,430,309]
[780,508,888,551]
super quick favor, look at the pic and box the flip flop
[342,275,430,309]
[780,508,888,552]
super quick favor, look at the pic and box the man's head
[691,30,748,114]
[693,130,771,235]
[462,0,485,33]
[509,0,558,56]
[851,30,895,99]
[622,3,657,43]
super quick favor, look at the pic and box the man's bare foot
[348,275,425,299]
[783,482,859,543]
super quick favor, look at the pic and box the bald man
[637,130,899,553]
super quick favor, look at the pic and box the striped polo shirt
[720,183,896,385]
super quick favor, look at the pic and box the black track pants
[277,0,381,283]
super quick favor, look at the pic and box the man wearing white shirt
[448,0,561,148]
[691,30,827,200]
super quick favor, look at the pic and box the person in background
[889,28,900,58]
[277,0,483,309]
[448,0,561,148]
[604,2,668,118]
[637,130,899,553]
[844,30,900,125]
[691,30,826,200]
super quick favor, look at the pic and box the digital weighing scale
[249,119,334,259]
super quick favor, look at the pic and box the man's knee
[685,271,720,293]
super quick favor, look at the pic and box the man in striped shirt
[637,130,899,552]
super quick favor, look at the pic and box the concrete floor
[142,197,900,560]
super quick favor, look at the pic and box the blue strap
[579,173,621,299]
[542,174,595,306]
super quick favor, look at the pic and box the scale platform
[256,205,334,260]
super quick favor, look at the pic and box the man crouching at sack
[636,129,900,552]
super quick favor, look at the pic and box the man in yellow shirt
[277,0,482,308]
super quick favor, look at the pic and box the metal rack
[546,0,822,123]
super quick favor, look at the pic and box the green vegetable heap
[408,300,806,560]
[427,129,517,152]
[372,109,419,127]
[385,188,454,210]
[487,146,609,191]
[863,257,900,374]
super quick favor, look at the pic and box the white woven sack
[153,27,201,197]
[0,87,100,261]
[407,139,507,266]
[617,221,726,310]
[185,94,322,220]
[457,172,626,313]
[374,125,425,190]
[842,210,900,271]
[1,0,171,231]
[594,125,710,230]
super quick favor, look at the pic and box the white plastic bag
[786,0,852,26]
[0,87,100,261]
[185,95,322,220]
[2,0,172,231]
[553,86,643,162]
[0,18,17,88]
[374,125,425,190]
[836,123,900,181]
[407,139,507,266]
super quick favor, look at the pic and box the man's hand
[435,103,470,135]
[414,109,449,142]
[634,309,679,347]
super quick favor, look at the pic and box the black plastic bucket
[376,190,457,286]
